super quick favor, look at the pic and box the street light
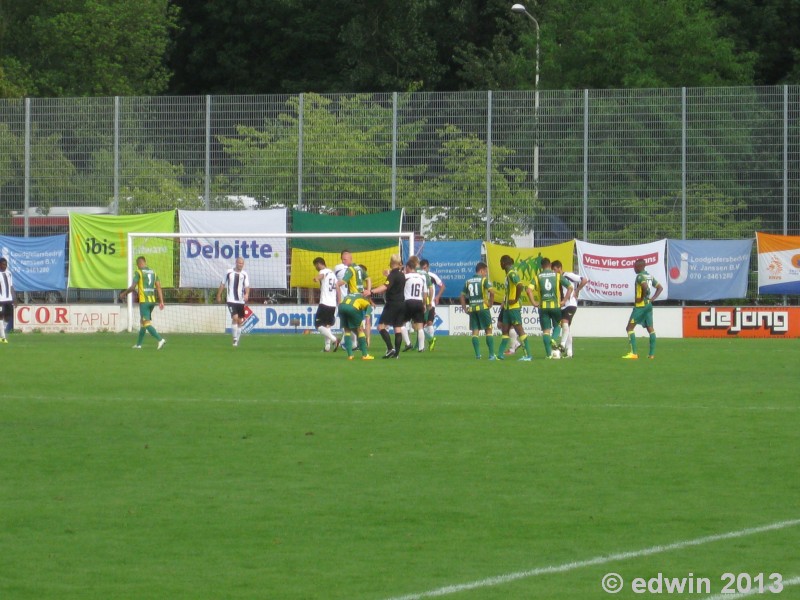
[511,3,540,202]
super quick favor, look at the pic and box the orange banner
[683,306,800,338]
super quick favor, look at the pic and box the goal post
[125,231,415,333]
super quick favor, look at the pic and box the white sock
[560,323,569,348]
[401,326,411,346]
[233,324,240,342]
[425,325,434,339]
[318,326,337,343]
[417,330,424,351]
[509,328,519,348]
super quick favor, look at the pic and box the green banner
[69,211,176,289]
[292,209,403,252]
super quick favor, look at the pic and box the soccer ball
[550,348,561,359]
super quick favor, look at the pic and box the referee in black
[366,253,406,358]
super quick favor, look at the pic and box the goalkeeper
[459,261,496,360]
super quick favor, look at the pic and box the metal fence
[1,87,799,300]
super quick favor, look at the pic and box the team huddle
[114,249,662,360]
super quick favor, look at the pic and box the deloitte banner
[178,210,287,288]
[576,239,668,303]
[69,211,175,289]
[666,239,752,300]
[0,234,67,291]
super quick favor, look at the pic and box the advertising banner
[484,240,575,303]
[683,306,800,338]
[666,239,752,300]
[576,240,668,303]
[0,234,67,291]
[756,232,800,295]
[178,209,287,288]
[401,240,483,299]
[69,211,175,289]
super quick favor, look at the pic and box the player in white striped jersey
[552,260,588,358]
[0,257,14,343]
[419,259,445,350]
[216,257,250,347]
[313,257,341,352]
[403,260,429,352]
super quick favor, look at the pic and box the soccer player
[216,257,250,347]
[497,255,535,360]
[337,292,374,360]
[0,257,14,343]
[313,257,340,352]
[119,255,166,350]
[552,260,588,358]
[367,253,405,358]
[419,259,445,351]
[622,258,663,359]
[460,261,496,359]
[404,259,429,352]
[529,257,572,358]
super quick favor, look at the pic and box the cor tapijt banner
[756,232,800,295]
[576,239,668,303]
[69,211,175,289]
[484,240,575,304]
[290,210,403,289]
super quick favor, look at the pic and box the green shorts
[538,307,562,331]
[139,302,157,322]
[501,307,522,326]
[628,304,654,328]
[469,308,493,331]
[338,304,364,330]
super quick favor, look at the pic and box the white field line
[700,575,800,600]
[383,518,800,600]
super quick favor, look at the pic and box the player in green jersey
[119,256,166,350]
[337,292,375,360]
[497,255,535,361]
[622,258,663,359]
[529,257,573,358]
[460,261,497,359]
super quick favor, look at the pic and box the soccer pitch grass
[2,333,798,600]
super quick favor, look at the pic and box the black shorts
[379,302,406,328]
[315,304,336,327]
[227,302,246,320]
[561,305,577,325]
[404,300,426,324]
[0,301,12,321]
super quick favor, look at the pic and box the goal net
[124,231,415,333]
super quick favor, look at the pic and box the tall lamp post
[511,3,540,202]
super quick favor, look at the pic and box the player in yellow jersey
[622,258,663,359]
[497,255,535,361]
[337,292,374,360]
[120,256,166,350]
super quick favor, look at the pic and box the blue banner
[0,234,68,291]
[666,239,752,300]
[402,239,483,299]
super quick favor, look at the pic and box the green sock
[628,332,637,354]
[498,336,509,356]
[137,328,146,345]
[486,335,495,356]
[543,334,552,356]
[553,325,561,341]
[472,336,480,357]
[649,332,656,356]
[344,336,353,356]
[520,334,531,357]
[358,335,368,355]
[146,325,161,341]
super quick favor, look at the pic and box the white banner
[178,209,287,288]
[575,239,669,303]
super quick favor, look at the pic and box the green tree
[1,0,178,97]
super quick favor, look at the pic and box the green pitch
[2,334,798,599]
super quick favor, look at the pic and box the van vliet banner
[576,239,668,303]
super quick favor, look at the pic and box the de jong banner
[178,209,287,288]
[576,239,668,303]
[69,211,175,289]
[666,239,752,300]
[0,234,67,291]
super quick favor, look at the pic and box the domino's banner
[484,240,575,304]
[401,240,482,299]
[666,239,752,300]
[756,232,800,295]
[575,239,668,303]
[178,209,287,288]
[0,234,67,291]
[69,211,175,289]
